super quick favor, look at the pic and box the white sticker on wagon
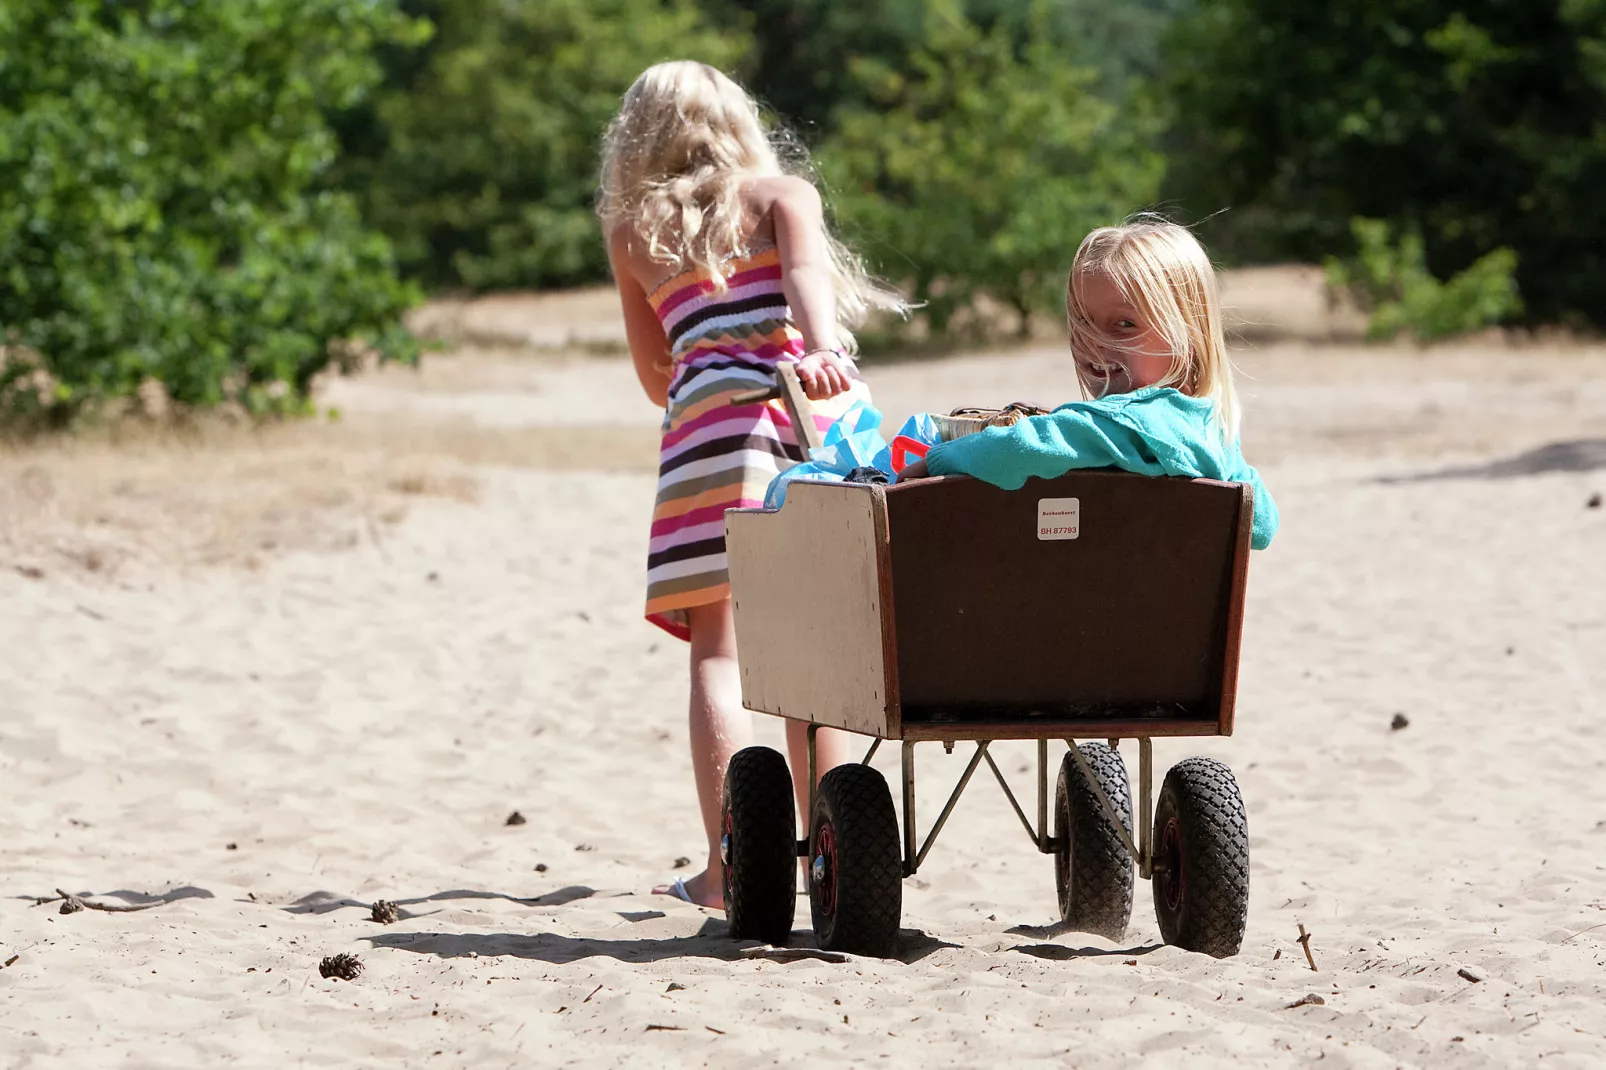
[1037,497,1080,540]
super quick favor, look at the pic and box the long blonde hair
[1067,217,1240,440]
[598,61,903,350]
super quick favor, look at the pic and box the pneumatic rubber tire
[808,763,901,957]
[721,746,797,944]
[1054,743,1135,939]
[1151,757,1250,958]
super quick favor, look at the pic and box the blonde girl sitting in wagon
[901,218,1277,551]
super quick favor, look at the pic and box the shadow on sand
[364,919,957,966]
[1003,919,1163,960]
[1009,942,1163,961]
[1377,438,1606,483]
[16,885,214,908]
[280,886,598,920]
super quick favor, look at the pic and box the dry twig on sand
[35,889,168,915]
[1297,924,1319,971]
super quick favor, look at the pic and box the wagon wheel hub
[813,821,838,917]
[1157,816,1185,913]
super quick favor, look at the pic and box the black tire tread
[722,746,797,944]
[1056,743,1135,939]
[810,764,901,957]
[1152,756,1249,958]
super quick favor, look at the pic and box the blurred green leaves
[331,0,745,291]
[335,0,1166,337]
[822,3,1163,336]
[1326,218,1521,342]
[11,0,1595,420]
[1165,0,1606,330]
[0,0,425,424]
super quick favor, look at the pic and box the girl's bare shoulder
[742,174,822,216]
[606,219,643,260]
[606,221,660,286]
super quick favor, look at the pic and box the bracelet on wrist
[801,346,852,362]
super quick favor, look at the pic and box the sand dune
[3,284,1605,1067]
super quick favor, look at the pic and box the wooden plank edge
[897,719,1224,743]
[1215,482,1255,738]
[869,483,901,739]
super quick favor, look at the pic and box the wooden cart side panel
[884,471,1244,727]
[1214,483,1255,737]
[725,482,895,736]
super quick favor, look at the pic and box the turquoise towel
[922,387,1279,549]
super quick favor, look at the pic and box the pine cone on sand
[319,953,364,981]
[371,900,400,925]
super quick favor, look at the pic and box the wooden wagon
[717,370,1256,958]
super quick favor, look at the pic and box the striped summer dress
[644,245,869,640]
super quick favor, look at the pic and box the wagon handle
[727,362,824,452]
[889,435,930,474]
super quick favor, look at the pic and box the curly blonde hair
[1068,216,1241,440]
[598,61,903,349]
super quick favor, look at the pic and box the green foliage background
[1165,0,1606,329]
[329,0,745,292]
[332,0,1167,324]
[1325,219,1523,343]
[0,0,426,424]
[821,4,1163,335]
[4,0,1603,423]
[331,0,1171,330]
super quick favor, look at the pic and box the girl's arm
[770,178,853,400]
[607,226,672,409]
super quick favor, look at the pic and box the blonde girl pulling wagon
[599,61,906,908]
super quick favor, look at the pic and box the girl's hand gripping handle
[726,363,823,452]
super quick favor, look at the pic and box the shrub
[0,0,425,425]
[821,5,1163,337]
[330,0,745,292]
[1165,1,1606,327]
[1325,218,1522,342]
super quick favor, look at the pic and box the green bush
[1164,1,1606,327]
[821,4,1163,336]
[338,0,1178,307]
[331,0,744,292]
[694,0,942,135]
[0,0,425,425]
[689,0,1191,140]
[1325,218,1522,343]
[973,0,1195,97]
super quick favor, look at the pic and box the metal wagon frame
[806,729,1161,886]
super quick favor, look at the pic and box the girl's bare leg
[784,721,853,823]
[654,599,750,909]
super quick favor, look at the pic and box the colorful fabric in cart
[922,386,1278,549]
[762,402,939,509]
[765,388,1278,551]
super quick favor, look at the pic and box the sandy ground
[3,270,1606,1068]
